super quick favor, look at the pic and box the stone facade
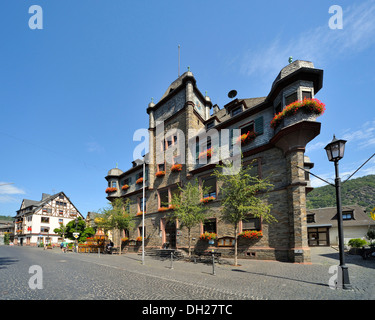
[105,60,324,263]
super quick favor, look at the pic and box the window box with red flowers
[105,187,117,194]
[199,232,217,241]
[136,177,143,185]
[270,98,325,129]
[200,196,216,204]
[236,131,257,145]
[121,237,129,243]
[136,211,145,216]
[198,147,213,160]
[238,230,263,240]
[136,236,143,242]
[155,171,166,178]
[158,205,175,212]
[171,164,182,172]
[121,184,130,191]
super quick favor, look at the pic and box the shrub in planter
[348,238,367,248]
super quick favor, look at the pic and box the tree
[168,179,211,257]
[212,159,276,266]
[53,222,68,240]
[96,198,134,254]
[65,217,95,243]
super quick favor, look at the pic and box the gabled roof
[17,192,83,218]
[307,205,375,227]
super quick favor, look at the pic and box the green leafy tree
[65,217,95,243]
[168,180,212,257]
[96,198,134,254]
[213,159,276,266]
[53,222,68,240]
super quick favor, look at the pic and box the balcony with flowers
[105,187,117,194]
[271,98,325,132]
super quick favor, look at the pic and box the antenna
[178,44,181,77]
[228,90,237,99]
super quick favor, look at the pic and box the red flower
[171,164,183,172]
[136,177,144,185]
[270,98,325,129]
[155,171,166,177]
[105,187,117,193]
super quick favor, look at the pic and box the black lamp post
[324,135,351,289]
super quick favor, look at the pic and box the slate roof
[307,205,375,228]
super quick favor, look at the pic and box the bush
[348,238,367,248]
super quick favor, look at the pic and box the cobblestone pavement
[0,245,373,301]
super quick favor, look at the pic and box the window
[138,197,146,212]
[121,177,131,186]
[158,163,165,172]
[302,91,312,100]
[59,210,64,215]
[59,195,64,199]
[342,211,354,220]
[206,121,214,129]
[285,92,298,106]
[111,181,117,188]
[275,103,282,115]
[201,176,217,198]
[307,214,315,223]
[138,226,146,238]
[58,219,63,224]
[242,215,261,231]
[40,227,49,233]
[203,219,217,234]
[41,217,50,223]
[232,106,242,116]
[240,122,254,136]
[159,189,169,208]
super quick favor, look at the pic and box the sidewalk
[69,246,374,300]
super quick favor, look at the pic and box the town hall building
[105,60,324,263]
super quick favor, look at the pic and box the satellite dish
[228,90,237,99]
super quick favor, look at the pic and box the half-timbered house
[14,192,84,246]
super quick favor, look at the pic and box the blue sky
[1,0,375,217]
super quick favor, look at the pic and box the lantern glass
[324,135,347,162]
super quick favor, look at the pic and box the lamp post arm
[296,166,335,186]
[342,152,375,184]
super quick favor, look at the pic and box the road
[0,245,374,302]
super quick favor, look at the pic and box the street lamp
[324,135,351,289]
[142,155,146,266]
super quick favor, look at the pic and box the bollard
[98,248,100,257]
[170,252,174,269]
[212,253,216,276]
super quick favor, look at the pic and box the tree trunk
[188,228,191,258]
[234,224,238,266]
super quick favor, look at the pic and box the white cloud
[239,0,375,78]
[86,141,104,153]
[342,120,375,149]
[0,183,25,203]
[0,183,25,195]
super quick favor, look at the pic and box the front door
[164,220,176,249]
[308,227,330,246]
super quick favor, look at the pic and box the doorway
[308,227,330,246]
[163,220,176,249]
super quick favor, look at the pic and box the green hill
[306,174,375,214]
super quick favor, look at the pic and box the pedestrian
[60,241,64,252]
[62,241,67,253]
